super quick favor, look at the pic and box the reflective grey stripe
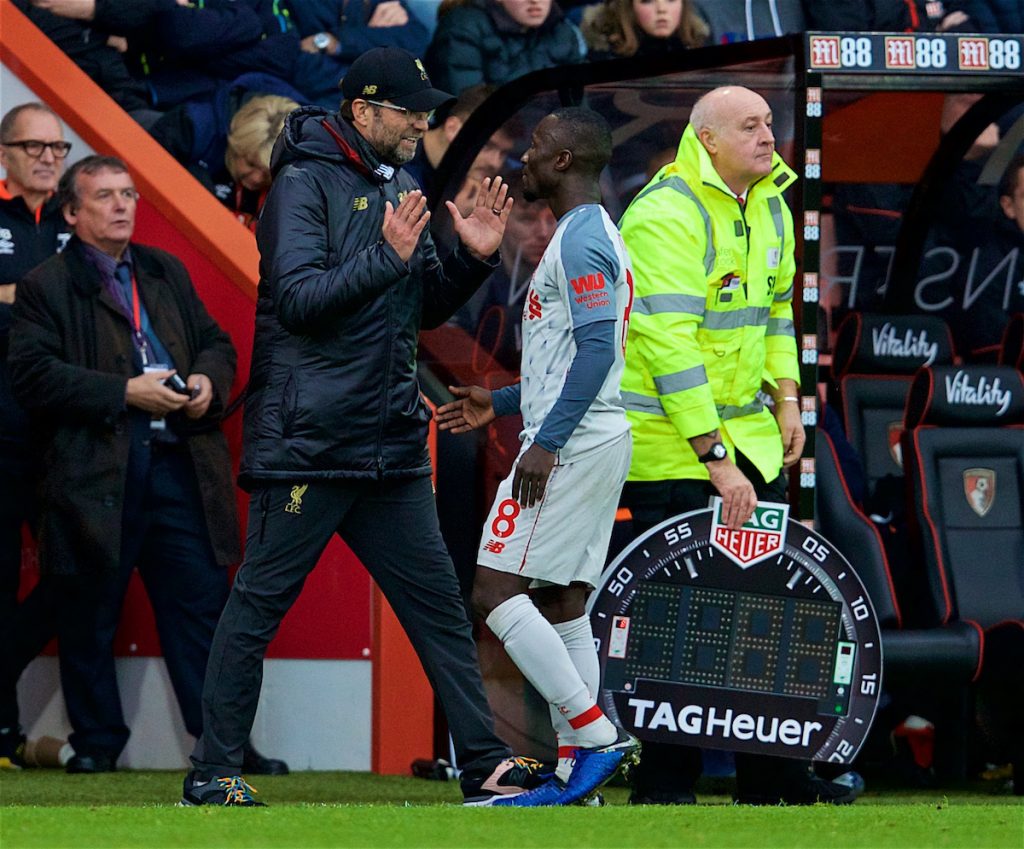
[625,393,762,421]
[717,400,764,420]
[632,176,716,276]
[703,306,770,331]
[654,364,708,396]
[767,196,788,302]
[767,196,784,239]
[766,318,795,337]
[765,195,786,305]
[633,293,706,317]
[774,280,793,302]
[622,392,667,416]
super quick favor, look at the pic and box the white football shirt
[518,203,634,462]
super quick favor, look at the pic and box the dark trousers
[0,465,56,734]
[55,447,228,758]
[191,475,510,780]
[620,453,810,794]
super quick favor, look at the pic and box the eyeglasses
[364,100,433,123]
[1,139,73,159]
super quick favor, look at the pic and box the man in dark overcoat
[8,154,282,775]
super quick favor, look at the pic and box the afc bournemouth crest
[887,422,903,468]
[710,500,789,567]
[963,468,995,517]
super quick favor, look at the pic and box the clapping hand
[382,190,430,263]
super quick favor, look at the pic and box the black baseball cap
[341,47,455,113]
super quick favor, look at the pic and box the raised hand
[436,385,495,433]
[383,190,430,263]
[445,176,513,262]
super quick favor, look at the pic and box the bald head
[690,87,770,136]
[688,86,775,194]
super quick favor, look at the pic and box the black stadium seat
[903,365,1024,630]
[902,365,1024,788]
[815,427,981,778]
[831,312,956,504]
[827,313,958,619]
[817,313,980,777]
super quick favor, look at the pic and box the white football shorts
[477,431,631,588]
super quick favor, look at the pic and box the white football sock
[486,595,617,749]
[550,615,604,779]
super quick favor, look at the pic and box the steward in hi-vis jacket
[614,87,858,809]
[618,119,799,486]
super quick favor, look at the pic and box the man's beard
[383,138,418,166]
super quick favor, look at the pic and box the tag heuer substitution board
[589,499,882,764]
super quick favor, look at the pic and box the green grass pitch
[1,770,1020,849]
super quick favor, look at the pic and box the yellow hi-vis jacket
[619,124,800,484]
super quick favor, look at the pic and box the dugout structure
[420,32,1024,759]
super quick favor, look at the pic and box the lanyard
[122,271,150,367]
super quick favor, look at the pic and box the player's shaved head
[548,107,613,177]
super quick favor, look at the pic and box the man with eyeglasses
[183,46,554,807]
[8,153,286,777]
[0,102,72,769]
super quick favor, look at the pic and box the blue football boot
[555,729,641,805]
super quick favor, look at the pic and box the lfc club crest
[963,468,995,517]
[710,499,789,568]
[887,422,903,468]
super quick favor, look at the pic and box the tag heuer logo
[710,499,789,568]
[963,468,995,517]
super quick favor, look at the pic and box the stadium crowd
[1,0,1021,804]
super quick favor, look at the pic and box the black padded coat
[239,107,497,486]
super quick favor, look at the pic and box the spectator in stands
[7,154,287,776]
[946,154,1024,360]
[0,102,72,769]
[425,0,584,95]
[957,0,1024,32]
[32,0,300,110]
[694,0,805,43]
[288,0,431,107]
[222,95,301,230]
[801,1,977,33]
[582,0,709,61]
[11,0,152,118]
[148,74,305,204]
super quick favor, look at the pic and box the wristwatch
[697,442,728,463]
[313,32,332,52]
